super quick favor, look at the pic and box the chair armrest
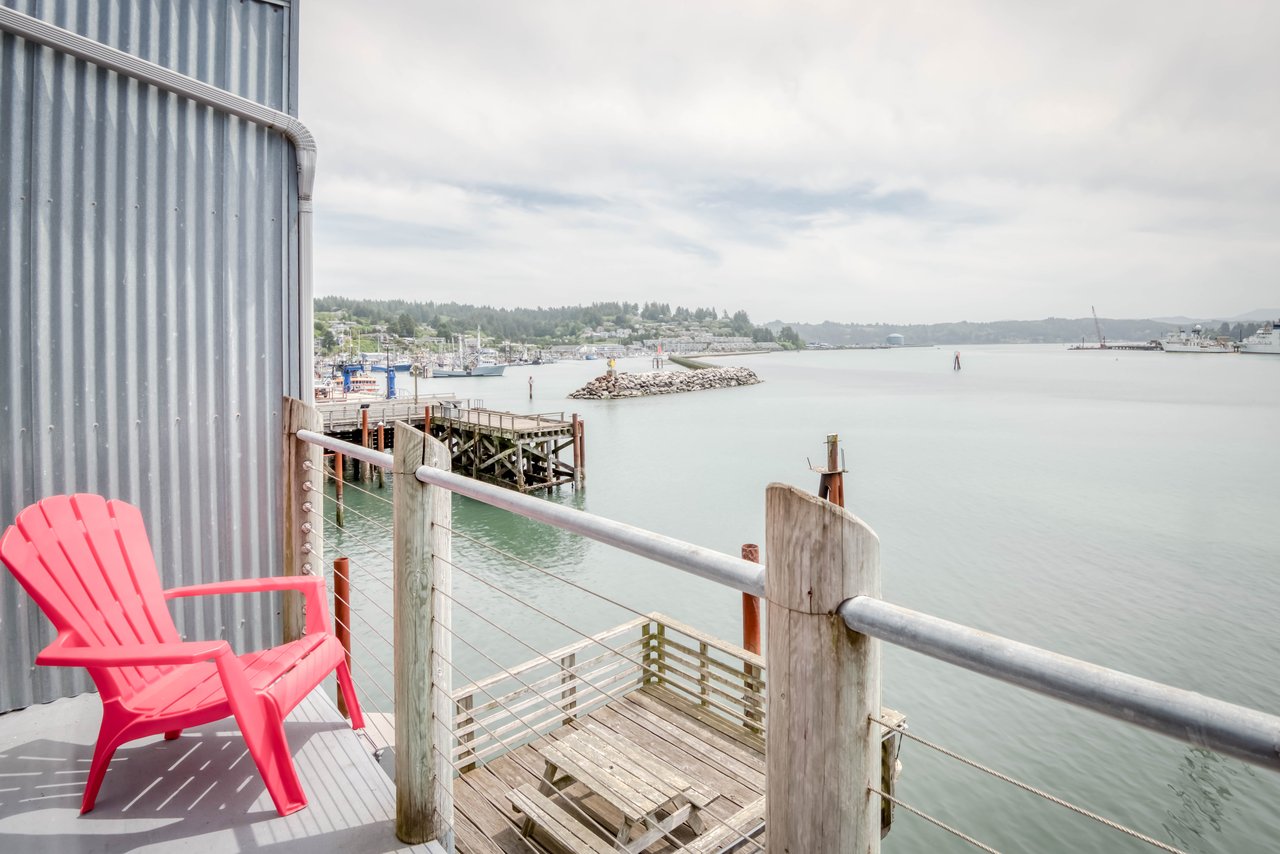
[163,575,326,600]
[36,632,231,667]
[164,575,332,636]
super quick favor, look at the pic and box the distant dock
[1068,342,1161,351]
[317,396,583,491]
[429,405,584,491]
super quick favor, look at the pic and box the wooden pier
[428,405,583,492]
[317,397,584,492]
[316,396,473,436]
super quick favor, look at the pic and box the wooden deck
[0,690,435,854]
[452,685,766,854]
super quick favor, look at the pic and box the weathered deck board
[454,687,767,854]
[0,691,432,854]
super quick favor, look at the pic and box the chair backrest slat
[72,497,182,648]
[0,495,184,703]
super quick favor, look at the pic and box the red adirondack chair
[0,494,365,816]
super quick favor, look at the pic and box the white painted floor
[0,689,433,853]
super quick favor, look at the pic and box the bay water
[327,345,1280,852]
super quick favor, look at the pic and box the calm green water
[326,346,1280,853]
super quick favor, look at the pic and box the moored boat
[1159,327,1235,353]
[1238,321,1280,355]
[432,363,506,378]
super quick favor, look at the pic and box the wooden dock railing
[450,614,771,771]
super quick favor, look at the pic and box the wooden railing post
[393,421,453,847]
[765,483,881,853]
[282,396,323,644]
[560,653,577,725]
[456,695,477,773]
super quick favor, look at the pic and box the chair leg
[240,697,308,816]
[82,721,128,814]
[217,653,307,816]
[164,729,183,740]
[334,661,365,730]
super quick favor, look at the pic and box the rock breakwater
[569,367,761,399]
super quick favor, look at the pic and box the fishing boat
[1159,327,1235,353]
[1238,320,1280,355]
[344,373,382,395]
[432,331,507,377]
[431,363,506,378]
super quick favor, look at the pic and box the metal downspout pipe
[0,6,318,397]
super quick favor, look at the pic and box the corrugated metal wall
[0,0,302,711]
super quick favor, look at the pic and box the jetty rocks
[569,367,762,399]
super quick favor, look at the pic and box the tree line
[766,317,1267,346]
[314,296,802,349]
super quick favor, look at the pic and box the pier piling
[334,556,351,717]
[335,451,345,527]
[377,422,386,489]
[741,543,763,734]
[360,408,370,482]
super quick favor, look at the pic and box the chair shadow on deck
[0,699,411,853]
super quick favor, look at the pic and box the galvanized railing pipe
[840,596,1280,771]
[296,430,766,596]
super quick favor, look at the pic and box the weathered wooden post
[560,653,577,725]
[740,544,762,654]
[574,417,586,488]
[334,556,351,717]
[817,433,846,507]
[377,422,386,489]
[456,695,477,773]
[393,420,453,847]
[360,407,371,481]
[334,451,345,527]
[282,396,323,644]
[740,543,763,732]
[765,483,881,853]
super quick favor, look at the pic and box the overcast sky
[299,1,1279,324]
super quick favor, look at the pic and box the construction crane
[1092,306,1107,349]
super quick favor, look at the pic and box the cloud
[301,0,1280,323]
